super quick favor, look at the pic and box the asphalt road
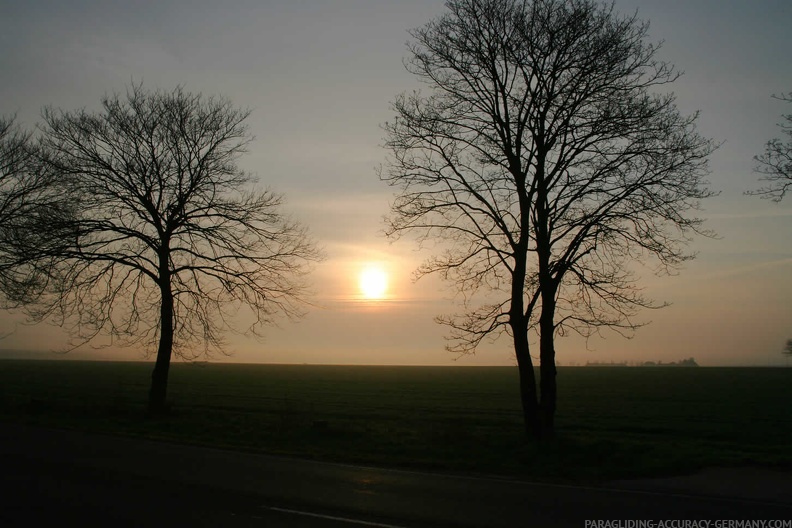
[0,423,789,527]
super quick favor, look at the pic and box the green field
[0,360,790,481]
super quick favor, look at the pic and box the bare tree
[32,84,322,413]
[747,93,792,202]
[381,0,715,439]
[785,339,792,358]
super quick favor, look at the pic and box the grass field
[0,359,790,481]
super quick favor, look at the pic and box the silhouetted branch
[0,115,62,307]
[748,92,792,202]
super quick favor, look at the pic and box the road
[1,423,790,527]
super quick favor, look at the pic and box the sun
[359,266,388,300]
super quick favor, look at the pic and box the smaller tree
[784,339,792,357]
[748,93,792,202]
[29,84,322,412]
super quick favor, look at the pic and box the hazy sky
[1,0,790,366]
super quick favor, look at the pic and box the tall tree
[381,0,715,439]
[33,84,322,413]
[747,93,792,202]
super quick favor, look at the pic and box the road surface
[1,423,789,527]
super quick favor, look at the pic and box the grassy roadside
[0,360,790,482]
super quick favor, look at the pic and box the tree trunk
[515,340,542,440]
[508,229,540,440]
[533,145,558,440]
[148,273,174,415]
[538,295,557,439]
[514,328,540,441]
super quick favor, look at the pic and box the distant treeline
[584,358,699,367]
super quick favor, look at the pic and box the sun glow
[359,266,388,300]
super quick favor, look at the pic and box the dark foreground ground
[1,423,790,528]
[2,362,791,481]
